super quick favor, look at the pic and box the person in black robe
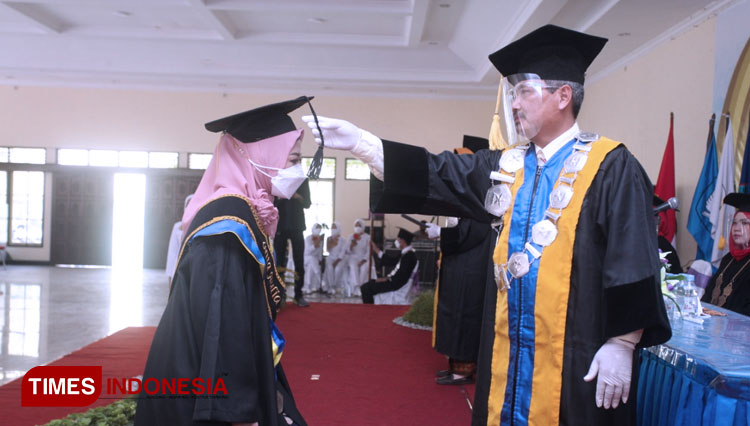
[302,25,670,426]
[702,193,750,316]
[135,97,313,426]
[361,228,418,303]
[274,179,312,307]
[427,136,493,386]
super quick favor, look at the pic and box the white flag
[709,117,735,267]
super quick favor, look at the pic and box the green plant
[41,397,136,426]
[402,289,435,327]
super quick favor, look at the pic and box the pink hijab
[182,129,303,236]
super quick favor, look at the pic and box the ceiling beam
[205,0,412,14]
[552,0,620,32]
[405,0,430,47]
[0,1,63,34]
[187,0,237,40]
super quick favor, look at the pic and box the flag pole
[707,113,716,153]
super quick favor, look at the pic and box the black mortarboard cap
[488,25,607,84]
[205,96,313,143]
[397,228,415,245]
[724,193,750,212]
[463,135,489,153]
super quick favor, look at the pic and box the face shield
[501,73,558,146]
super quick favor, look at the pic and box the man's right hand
[300,116,361,151]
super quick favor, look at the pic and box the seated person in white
[343,218,374,297]
[165,193,193,285]
[303,223,324,294]
[323,221,347,295]
[361,228,418,304]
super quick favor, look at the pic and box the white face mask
[354,225,364,234]
[312,227,321,236]
[331,227,340,236]
[394,239,401,249]
[247,157,307,199]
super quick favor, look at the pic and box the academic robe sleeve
[389,251,418,287]
[440,218,491,256]
[370,140,499,223]
[594,147,671,346]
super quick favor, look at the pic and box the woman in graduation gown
[702,193,750,316]
[135,98,311,426]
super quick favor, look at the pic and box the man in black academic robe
[274,179,312,307]
[361,228,418,304]
[429,217,494,385]
[428,136,494,386]
[302,25,671,426]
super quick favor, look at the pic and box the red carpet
[0,326,156,426]
[0,304,473,425]
[277,303,473,426]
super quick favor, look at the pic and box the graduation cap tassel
[489,80,509,151]
[306,100,325,179]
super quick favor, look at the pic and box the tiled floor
[0,265,361,387]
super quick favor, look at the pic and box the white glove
[583,337,635,409]
[425,223,441,239]
[300,115,361,151]
[300,115,385,180]
[445,217,459,228]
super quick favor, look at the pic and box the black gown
[702,253,750,316]
[135,195,306,426]
[433,218,493,363]
[370,138,671,426]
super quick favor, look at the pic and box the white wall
[581,17,716,267]
[0,87,495,260]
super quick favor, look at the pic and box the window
[301,157,335,240]
[57,149,90,166]
[189,153,213,170]
[90,150,119,167]
[345,158,370,180]
[10,148,46,165]
[10,171,45,246]
[118,151,148,168]
[302,157,336,179]
[148,152,179,169]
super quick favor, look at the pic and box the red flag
[656,113,677,242]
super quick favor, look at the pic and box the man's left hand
[583,338,635,409]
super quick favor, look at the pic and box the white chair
[374,262,419,305]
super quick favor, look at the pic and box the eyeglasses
[508,83,561,101]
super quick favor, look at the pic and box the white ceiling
[0,0,740,99]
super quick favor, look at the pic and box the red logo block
[22,366,102,407]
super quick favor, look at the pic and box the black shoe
[435,375,474,385]
[295,297,310,308]
[435,369,453,378]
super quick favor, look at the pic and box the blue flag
[687,117,718,262]
[739,117,750,193]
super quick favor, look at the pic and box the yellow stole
[486,138,620,426]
